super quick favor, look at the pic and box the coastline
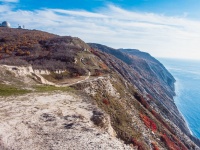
[158,57,200,142]
[173,78,194,136]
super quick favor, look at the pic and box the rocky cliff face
[88,43,189,135]
[0,28,199,149]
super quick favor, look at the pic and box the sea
[158,58,200,139]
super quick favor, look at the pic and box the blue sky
[6,0,200,18]
[3,0,199,19]
[1,0,200,59]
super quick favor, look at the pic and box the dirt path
[0,65,95,87]
[60,71,91,86]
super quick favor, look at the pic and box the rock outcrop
[0,92,133,150]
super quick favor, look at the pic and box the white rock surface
[0,92,134,150]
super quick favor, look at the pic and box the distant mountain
[118,48,175,96]
[0,28,199,149]
[119,48,159,63]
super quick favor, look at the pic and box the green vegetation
[0,84,31,96]
[34,85,74,92]
[0,83,74,97]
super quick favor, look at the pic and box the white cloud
[0,4,11,12]
[1,4,200,59]
[52,9,107,18]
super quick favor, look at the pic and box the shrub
[134,92,175,135]
[93,69,102,76]
[102,99,110,105]
[150,109,175,134]
[99,62,108,70]
[160,134,187,150]
[131,138,146,150]
[140,113,157,132]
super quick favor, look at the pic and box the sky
[1,0,200,59]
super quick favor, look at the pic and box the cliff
[0,28,199,149]
[88,43,187,134]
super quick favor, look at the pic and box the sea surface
[158,58,200,139]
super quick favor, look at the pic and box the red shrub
[161,134,179,150]
[172,135,188,150]
[102,99,110,105]
[99,62,108,70]
[134,93,175,135]
[150,109,175,134]
[140,114,157,132]
[131,138,145,150]
[94,69,102,76]
[161,134,187,150]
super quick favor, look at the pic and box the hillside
[0,28,199,150]
[88,44,184,132]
